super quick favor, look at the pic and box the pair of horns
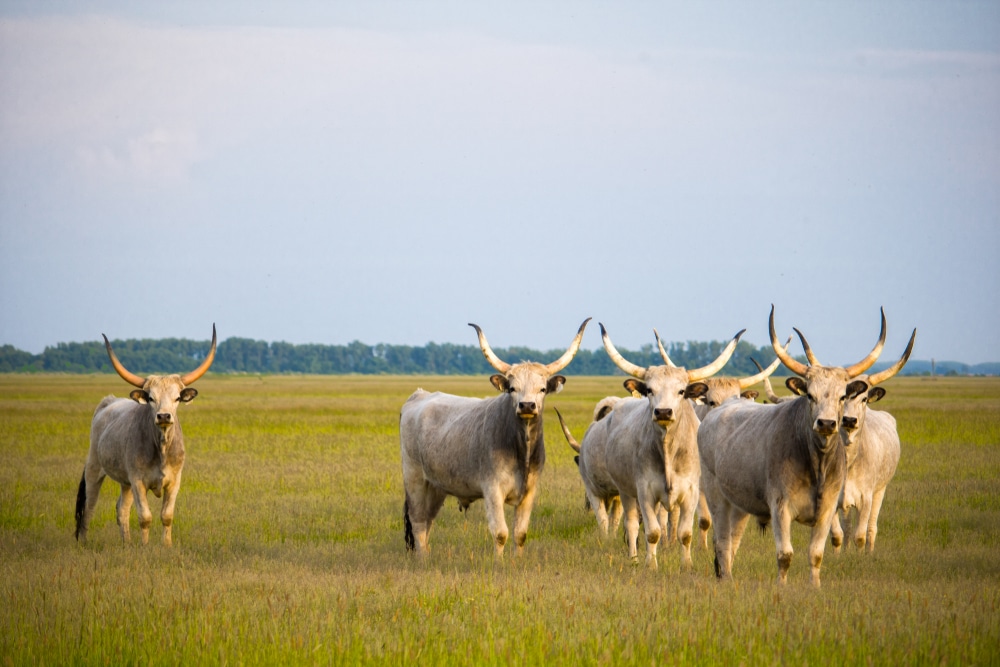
[470,318,592,375]
[603,323,745,382]
[770,306,915,381]
[104,324,217,388]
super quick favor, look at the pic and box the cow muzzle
[814,419,838,436]
[517,401,538,419]
[156,413,174,428]
[841,416,859,431]
[653,408,674,424]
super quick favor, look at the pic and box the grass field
[1,373,998,665]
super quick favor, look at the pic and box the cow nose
[815,419,838,434]
[842,416,858,430]
[518,401,536,413]
[653,408,674,422]
[156,413,173,425]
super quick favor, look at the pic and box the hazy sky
[1,2,997,364]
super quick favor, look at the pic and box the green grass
[1,374,998,665]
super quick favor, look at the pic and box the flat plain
[1,373,998,665]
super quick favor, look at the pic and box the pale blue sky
[1,2,997,364]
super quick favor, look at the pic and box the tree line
[0,336,807,377]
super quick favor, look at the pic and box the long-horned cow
[683,336,791,549]
[583,323,744,568]
[815,330,916,553]
[400,319,590,557]
[75,325,217,546]
[698,307,886,586]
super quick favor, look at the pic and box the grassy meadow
[1,373,999,665]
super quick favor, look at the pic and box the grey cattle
[685,336,791,549]
[555,399,626,534]
[75,325,217,546]
[821,331,916,552]
[400,319,590,557]
[698,307,888,586]
[589,323,744,568]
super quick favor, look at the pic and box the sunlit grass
[0,374,998,664]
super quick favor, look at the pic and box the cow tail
[403,496,415,552]
[74,470,87,540]
[714,553,722,579]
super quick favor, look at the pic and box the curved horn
[652,329,678,367]
[103,334,146,388]
[180,324,218,386]
[866,328,916,386]
[553,407,581,453]
[770,305,809,377]
[738,335,791,389]
[544,317,592,374]
[844,307,887,378]
[687,329,746,382]
[794,328,822,366]
[751,357,784,403]
[469,323,511,374]
[600,323,646,379]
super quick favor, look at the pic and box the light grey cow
[824,331,916,552]
[589,323,744,569]
[400,319,590,557]
[698,307,888,586]
[554,403,625,537]
[75,325,217,546]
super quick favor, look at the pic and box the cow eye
[507,386,516,394]
[708,401,717,407]
[540,387,547,393]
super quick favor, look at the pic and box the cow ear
[179,388,198,403]
[846,380,870,399]
[785,377,807,395]
[623,379,648,396]
[741,390,759,401]
[547,375,567,394]
[129,389,149,404]
[684,382,709,400]
[490,374,509,393]
[868,387,886,403]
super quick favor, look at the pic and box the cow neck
[790,397,847,518]
[485,393,538,463]
[139,404,184,464]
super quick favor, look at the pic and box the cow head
[470,318,590,421]
[601,323,744,427]
[698,336,790,409]
[103,324,217,441]
[840,329,916,449]
[771,306,887,439]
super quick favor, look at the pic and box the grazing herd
[75,308,916,586]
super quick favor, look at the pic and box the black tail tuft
[714,553,721,579]
[403,497,415,552]
[74,471,86,540]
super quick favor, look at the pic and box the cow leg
[659,504,678,545]
[116,483,134,544]
[608,497,624,535]
[482,487,509,557]
[806,494,841,588]
[709,500,735,580]
[637,495,661,569]
[697,491,712,550]
[729,510,752,558]
[587,490,610,535]
[830,511,845,554]
[621,496,641,561]
[771,501,795,585]
[512,481,539,555]
[854,492,875,551]
[405,484,446,557]
[674,488,698,568]
[866,487,888,552]
[129,480,154,545]
[77,466,106,545]
[160,470,182,547]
